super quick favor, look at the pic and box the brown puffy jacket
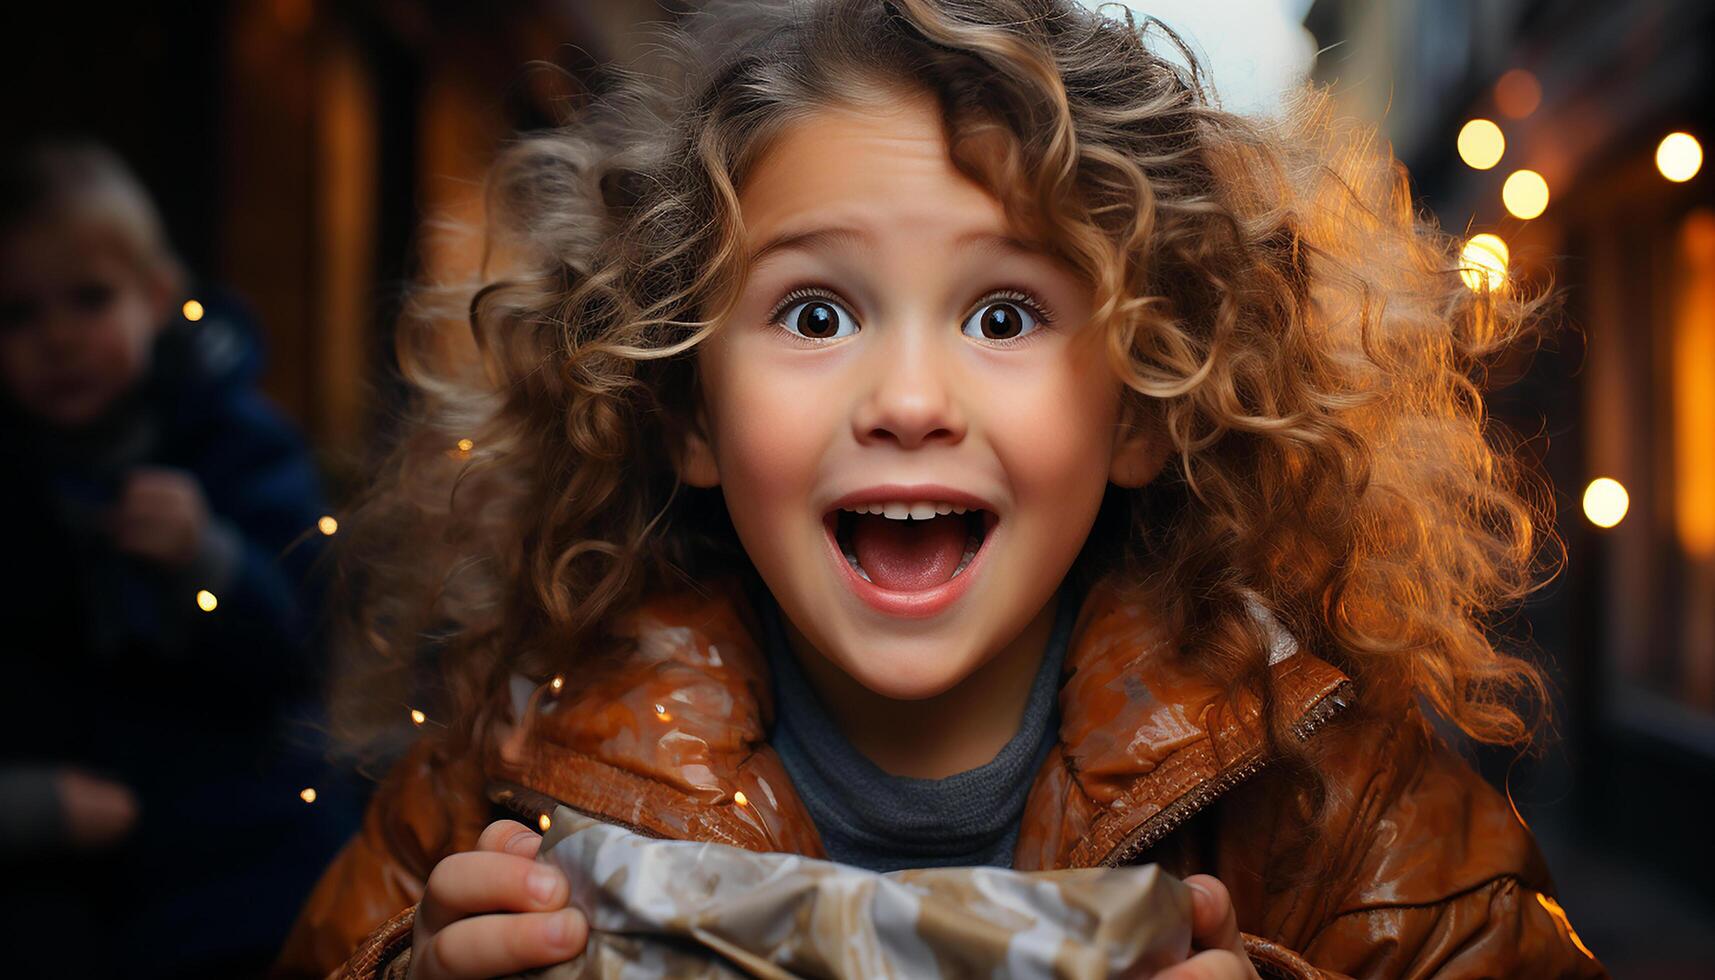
[274,581,1605,979]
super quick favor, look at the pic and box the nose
[851,330,966,450]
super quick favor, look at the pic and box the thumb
[1184,874,1243,954]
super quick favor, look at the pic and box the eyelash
[764,284,1058,343]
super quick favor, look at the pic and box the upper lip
[825,484,999,514]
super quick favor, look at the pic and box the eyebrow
[746,225,1052,265]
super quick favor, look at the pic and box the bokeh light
[299,787,317,803]
[1495,69,1542,118]
[1457,119,1505,170]
[1583,478,1630,528]
[410,708,426,725]
[182,300,205,322]
[1503,169,1550,219]
[1657,132,1703,182]
[1459,233,1510,292]
[317,515,338,535]
[196,589,218,612]
[539,813,552,832]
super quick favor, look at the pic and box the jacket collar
[493,578,1352,869]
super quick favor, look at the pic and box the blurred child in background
[0,141,356,978]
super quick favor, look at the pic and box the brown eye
[776,295,857,341]
[962,298,1042,342]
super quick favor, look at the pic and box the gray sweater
[759,587,1075,872]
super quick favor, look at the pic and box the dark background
[5,0,1713,975]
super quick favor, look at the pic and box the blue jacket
[1,288,356,976]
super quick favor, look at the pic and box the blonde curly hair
[333,0,1555,825]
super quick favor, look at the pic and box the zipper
[487,779,669,842]
[1097,680,1354,868]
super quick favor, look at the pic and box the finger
[1184,875,1242,953]
[418,850,566,935]
[1157,949,1254,980]
[415,907,587,980]
[477,818,544,858]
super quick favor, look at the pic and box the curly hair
[332,0,1555,831]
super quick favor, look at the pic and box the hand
[112,468,208,567]
[408,819,589,980]
[1158,875,1262,980]
[54,768,139,849]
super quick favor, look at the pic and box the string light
[539,813,552,832]
[1456,119,1505,170]
[456,438,474,453]
[1583,478,1629,528]
[1459,234,1510,292]
[1657,132,1703,183]
[196,589,218,612]
[410,708,426,726]
[1502,169,1550,220]
[733,790,749,807]
[1494,69,1541,119]
[317,515,338,535]
[550,674,564,693]
[182,299,205,322]
[654,703,672,722]
[300,787,317,803]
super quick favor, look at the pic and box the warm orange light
[538,813,552,832]
[1583,478,1629,528]
[654,703,672,722]
[1502,169,1550,219]
[1657,132,1703,183]
[196,590,218,612]
[1494,69,1541,119]
[410,708,426,726]
[1672,211,1715,557]
[181,299,205,322]
[1535,893,1596,959]
[733,791,749,807]
[300,787,317,803]
[317,515,338,536]
[456,438,475,453]
[1459,234,1510,292]
[1457,119,1505,170]
[549,674,564,693]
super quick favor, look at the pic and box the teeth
[950,532,980,578]
[836,501,984,520]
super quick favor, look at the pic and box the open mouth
[822,502,998,594]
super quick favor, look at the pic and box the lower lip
[820,514,996,619]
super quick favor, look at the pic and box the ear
[673,403,721,489]
[1109,406,1172,489]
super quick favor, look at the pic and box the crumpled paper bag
[512,806,1192,980]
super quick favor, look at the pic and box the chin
[829,633,987,702]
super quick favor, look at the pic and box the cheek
[986,357,1120,503]
[701,348,839,523]
[0,335,37,392]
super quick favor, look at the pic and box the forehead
[737,96,1015,255]
[1,219,138,290]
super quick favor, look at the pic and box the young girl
[276,1,1605,977]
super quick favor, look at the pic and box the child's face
[686,95,1160,701]
[0,221,167,428]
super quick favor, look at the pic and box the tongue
[848,513,968,591]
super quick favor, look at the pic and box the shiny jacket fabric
[275,581,1605,979]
